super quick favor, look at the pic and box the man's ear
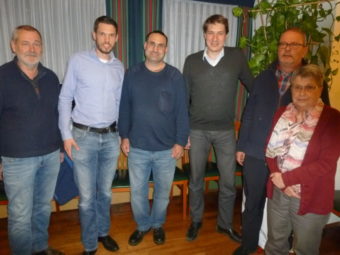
[10,40,16,54]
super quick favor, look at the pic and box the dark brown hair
[145,30,168,46]
[93,16,118,33]
[203,14,229,34]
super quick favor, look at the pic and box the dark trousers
[241,155,268,251]
[189,129,236,228]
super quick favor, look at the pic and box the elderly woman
[264,64,340,255]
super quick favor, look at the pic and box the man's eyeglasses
[278,42,306,49]
[291,85,318,92]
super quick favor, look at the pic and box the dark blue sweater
[0,59,61,157]
[118,62,189,151]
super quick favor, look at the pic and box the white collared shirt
[203,48,224,67]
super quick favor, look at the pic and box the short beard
[17,55,40,69]
[96,43,113,55]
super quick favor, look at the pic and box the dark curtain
[106,0,162,68]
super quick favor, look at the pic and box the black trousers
[241,155,269,251]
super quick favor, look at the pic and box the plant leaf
[239,36,248,48]
[259,0,271,13]
[334,34,340,42]
[232,7,243,17]
[332,68,338,76]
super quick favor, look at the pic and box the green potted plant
[233,0,340,87]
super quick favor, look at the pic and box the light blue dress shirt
[58,49,124,140]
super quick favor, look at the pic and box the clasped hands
[270,172,300,199]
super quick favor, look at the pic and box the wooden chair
[0,186,7,205]
[181,119,243,192]
[52,153,188,219]
[182,149,243,192]
[181,149,219,191]
[0,185,61,212]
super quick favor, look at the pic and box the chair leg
[54,200,60,212]
[170,184,174,200]
[205,180,210,192]
[183,182,188,219]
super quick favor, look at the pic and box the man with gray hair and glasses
[234,28,329,255]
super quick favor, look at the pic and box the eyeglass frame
[278,42,306,49]
[290,85,321,92]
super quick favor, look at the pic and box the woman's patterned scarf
[266,99,324,194]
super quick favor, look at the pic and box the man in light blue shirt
[58,16,124,255]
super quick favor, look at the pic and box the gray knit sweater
[183,47,253,131]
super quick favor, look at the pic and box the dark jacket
[0,59,61,157]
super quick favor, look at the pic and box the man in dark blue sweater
[119,31,189,246]
[0,26,63,255]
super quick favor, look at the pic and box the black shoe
[153,227,165,245]
[216,225,242,243]
[186,222,202,241]
[33,247,65,255]
[98,235,119,252]
[82,250,96,255]
[128,229,150,246]
[233,245,256,255]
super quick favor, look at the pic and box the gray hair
[291,64,324,87]
[11,25,42,42]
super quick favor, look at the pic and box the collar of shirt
[90,48,115,64]
[275,65,293,95]
[14,56,46,81]
[203,47,224,67]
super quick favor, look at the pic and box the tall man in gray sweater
[183,14,253,242]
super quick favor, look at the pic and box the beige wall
[330,4,340,110]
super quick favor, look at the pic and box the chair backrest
[117,152,128,170]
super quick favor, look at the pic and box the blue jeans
[128,147,176,231]
[72,127,119,251]
[2,150,60,255]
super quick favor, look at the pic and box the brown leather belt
[73,122,116,134]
